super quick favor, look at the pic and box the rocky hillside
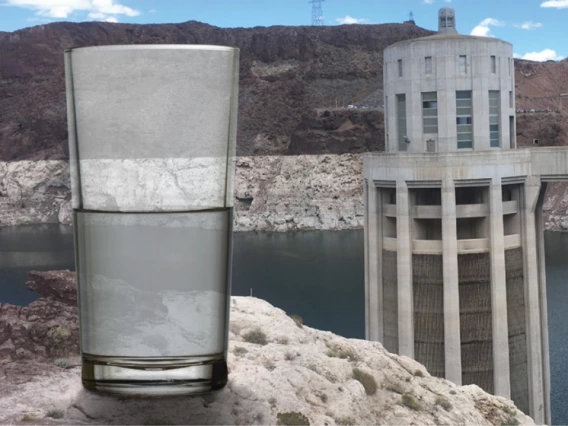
[0,270,533,425]
[2,20,568,162]
[2,21,568,231]
[289,109,384,155]
[514,59,568,111]
[0,21,428,161]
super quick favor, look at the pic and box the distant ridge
[0,20,566,161]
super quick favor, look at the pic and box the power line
[309,0,325,26]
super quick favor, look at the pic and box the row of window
[391,90,511,150]
[395,56,514,77]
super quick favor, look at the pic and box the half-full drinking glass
[64,45,239,395]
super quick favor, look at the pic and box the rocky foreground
[0,271,534,425]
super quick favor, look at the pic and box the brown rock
[288,109,384,154]
[0,271,79,361]
[0,321,11,345]
[25,270,77,305]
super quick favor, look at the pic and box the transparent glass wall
[75,211,231,358]
[66,45,238,212]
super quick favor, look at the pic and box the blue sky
[0,0,566,61]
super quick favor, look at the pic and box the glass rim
[65,44,237,53]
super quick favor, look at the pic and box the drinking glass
[64,45,239,395]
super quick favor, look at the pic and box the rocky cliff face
[0,160,71,226]
[5,157,568,232]
[2,20,568,162]
[0,270,534,425]
[516,111,568,148]
[234,155,363,232]
[288,109,384,155]
[0,157,364,231]
[543,182,568,231]
[0,21,428,161]
[2,20,568,231]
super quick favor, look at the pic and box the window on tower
[459,55,467,74]
[456,91,473,148]
[489,91,500,147]
[396,94,407,151]
[398,59,403,77]
[422,92,438,134]
[385,96,389,140]
[490,56,496,73]
[425,56,433,75]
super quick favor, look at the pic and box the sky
[0,0,566,62]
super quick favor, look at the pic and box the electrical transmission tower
[404,11,416,25]
[309,0,325,26]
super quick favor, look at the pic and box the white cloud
[516,49,564,61]
[514,21,543,30]
[335,15,368,24]
[541,0,568,8]
[513,53,522,58]
[87,11,105,19]
[423,0,435,4]
[92,0,138,16]
[470,17,505,37]
[3,0,140,22]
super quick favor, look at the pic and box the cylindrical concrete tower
[383,11,515,154]
[364,9,557,424]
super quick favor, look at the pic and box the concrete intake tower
[363,8,567,424]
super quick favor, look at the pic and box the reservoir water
[0,225,566,424]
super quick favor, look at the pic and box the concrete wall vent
[438,7,457,34]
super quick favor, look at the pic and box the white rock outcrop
[0,161,70,226]
[2,155,568,233]
[234,154,363,232]
[77,158,228,211]
[0,156,364,232]
[0,296,533,425]
[543,181,568,231]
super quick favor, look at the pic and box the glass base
[81,353,228,396]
